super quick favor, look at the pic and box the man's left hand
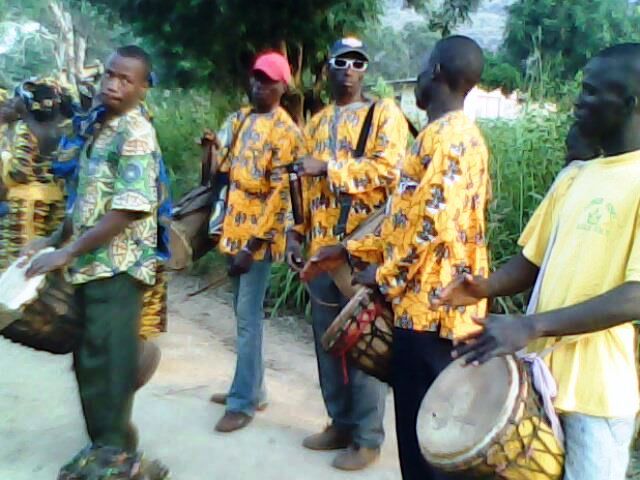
[353,264,378,289]
[228,249,254,277]
[452,314,538,366]
[297,157,328,177]
[26,248,73,278]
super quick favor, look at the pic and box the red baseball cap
[252,52,292,85]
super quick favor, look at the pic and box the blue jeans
[562,412,635,480]
[226,258,272,416]
[309,273,386,449]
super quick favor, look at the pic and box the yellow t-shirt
[519,153,640,418]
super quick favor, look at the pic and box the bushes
[149,88,240,197]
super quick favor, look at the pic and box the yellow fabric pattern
[519,152,640,418]
[0,121,65,270]
[139,266,168,339]
[217,106,304,261]
[293,98,408,256]
[349,111,490,337]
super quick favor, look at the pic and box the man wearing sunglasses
[288,37,408,471]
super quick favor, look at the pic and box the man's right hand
[434,274,490,308]
[286,232,305,272]
[19,237,53,264]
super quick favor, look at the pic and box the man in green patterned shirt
[25,46,168,479]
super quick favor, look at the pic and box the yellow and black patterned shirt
[217,106,304,261]
[348,111,491,338]
[293,98,408,256]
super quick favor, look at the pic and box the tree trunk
[49,0,87,96]
[277,40,305,126]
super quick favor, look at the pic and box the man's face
[328,53,368,99]
[575,57,634,139]
[100,53,148,114]
[29,85,60,122]
[250,70,285,111]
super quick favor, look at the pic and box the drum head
[417,355,520,466]
[0,248,52,311]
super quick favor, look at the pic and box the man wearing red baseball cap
[208,51,305,433]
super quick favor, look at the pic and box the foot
[332,445,380,471]
[214,411,252,433]
[302,425,351,451]
[136,341,161,390]
[209,392,268,411]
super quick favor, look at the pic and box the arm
[66,210,144,257]
[530,282,640,337]
[453,282,640,365]
[436,252,539,307]
[327,100,408,194]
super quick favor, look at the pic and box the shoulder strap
[353,102,376,158]
[335,102,376,239]
[202,110,252,186]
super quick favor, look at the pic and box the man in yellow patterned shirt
[209,52,305,433]
[287,38,408,471]
[346,36,489,479]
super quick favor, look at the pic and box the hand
[228,249,254,277]
[297,157,327,177]
[452,314,538,366]
[353,264,378,289]
[286,233,305,272]
[433,274,490,308]
[200,129,220,149]
[26,247,73,278]
[300,244,347,282]
[19,237,53,265]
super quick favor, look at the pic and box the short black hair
[116,45,152,80]
[593,43,640,95]
[430,35,484,95]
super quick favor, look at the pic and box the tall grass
[149,88,240,197]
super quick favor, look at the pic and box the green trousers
[73,274,143,452]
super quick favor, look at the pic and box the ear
[432,63,442,80]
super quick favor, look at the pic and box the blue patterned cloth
[0,201,8,217]
[53,104,172,261]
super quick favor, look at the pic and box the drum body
[321,287,393,383]
[0,250,82,354]
[417,356,564,479]
[167,175,229,271]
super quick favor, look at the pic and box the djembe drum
[417,355,564,479]
[0,248,82,354]
[321,287,393,383]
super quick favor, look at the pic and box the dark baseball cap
[330,37,370,62]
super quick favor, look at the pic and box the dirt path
[0,275,400,480]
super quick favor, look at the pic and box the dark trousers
[309,273,387,449]
[73,274,143,451]
[392,327,474,480]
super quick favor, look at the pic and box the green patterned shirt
[69,107,160,286]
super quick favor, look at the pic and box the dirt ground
[0,274,400,480]
[1,273,639,480]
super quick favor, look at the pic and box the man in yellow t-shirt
[437,43,640,480]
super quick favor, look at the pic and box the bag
[166,114,248,270]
